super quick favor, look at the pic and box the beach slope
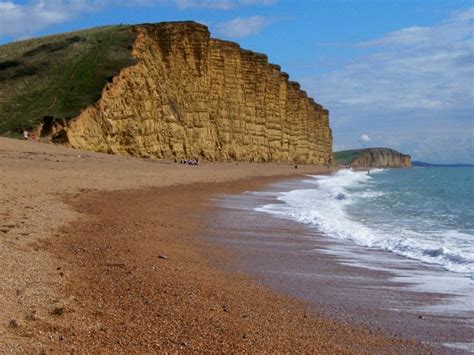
[0,137,421,352]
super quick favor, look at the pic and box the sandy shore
[0,137,424,352]
[205,179,474,353]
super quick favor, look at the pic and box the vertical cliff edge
[65,22,333,164]
[1,22,333,164]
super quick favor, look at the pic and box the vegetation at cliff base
[0,25,137,137]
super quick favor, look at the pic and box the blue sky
[1,0,473,163]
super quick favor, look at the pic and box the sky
[1,0,473,163]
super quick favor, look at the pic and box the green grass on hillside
[334,149,365,164]
[0,25,137,137]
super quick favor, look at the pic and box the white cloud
[0,1,81,37]
[174,0,234,10]
[215,15,268,38]
[299,7,474,163]
[359,134,370,143]
[312,7,474,114]
[174,0,276,10]
[359,26,432,47]
[0,0,276,39]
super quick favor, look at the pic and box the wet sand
[1,137,423,352]
[205,179,474,353]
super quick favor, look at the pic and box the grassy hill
[334,149,365,165]
[0,25,137,137]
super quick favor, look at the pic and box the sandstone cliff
[43,22,333,164]
[335,148,411,168]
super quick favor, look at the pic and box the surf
[256,168,474,276]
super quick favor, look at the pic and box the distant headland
[334,148,411,168]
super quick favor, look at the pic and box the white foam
[256,169,474,276]
[442,342,474,352]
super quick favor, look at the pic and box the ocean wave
[256,169,474,275]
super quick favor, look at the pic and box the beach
[1,137,426,352]
[206,177,474,353]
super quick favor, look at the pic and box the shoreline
[1,137,421,352]
[42,179,423,352]
[204,176,474,353]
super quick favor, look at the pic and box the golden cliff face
[65,22,333,164]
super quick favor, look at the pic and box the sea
[257,167,474,278]
[207,166,474,351]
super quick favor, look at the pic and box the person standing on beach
[22,129,28,140]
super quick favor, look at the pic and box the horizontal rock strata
[62,22,333,164]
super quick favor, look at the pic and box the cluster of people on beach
[22,129,36,140]
[179,158,199,165]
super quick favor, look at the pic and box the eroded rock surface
[63,22,333,164]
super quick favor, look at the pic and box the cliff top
[334,148,411,165]
[0,25,137,137]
